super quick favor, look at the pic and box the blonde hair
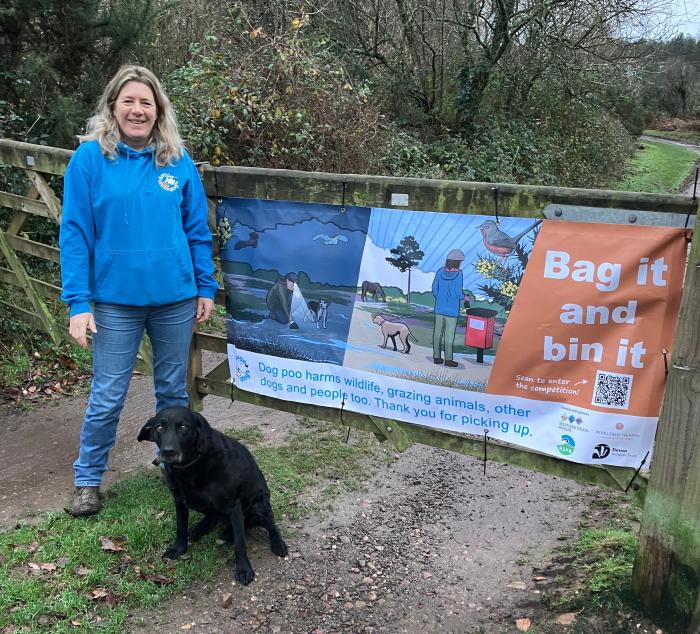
[79,65,183,167]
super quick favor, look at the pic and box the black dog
[137,407,288,585]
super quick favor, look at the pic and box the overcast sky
[669,0,700,37]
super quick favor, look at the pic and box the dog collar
[170,453,203,469]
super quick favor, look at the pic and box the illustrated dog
[305,299,330,328]
[137,407,288,585]
[372,314,418,353]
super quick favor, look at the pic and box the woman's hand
[196,297,215,324]
[69,312,97,348]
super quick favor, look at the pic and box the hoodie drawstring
[146,151,155,196]
[119,142,157,226]
[123,146,129,226]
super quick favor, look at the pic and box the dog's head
[137,406,212,464]
[371,314,384,325]
[319,300,330,309]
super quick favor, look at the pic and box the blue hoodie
[60,140,218,316]
[432,267,464,317]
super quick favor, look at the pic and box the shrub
[164,20,387,173]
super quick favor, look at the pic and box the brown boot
[445,359,458,367]
[72,486,101,516]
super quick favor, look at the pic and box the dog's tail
[408,329,418,342]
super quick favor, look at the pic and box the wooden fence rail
[1,137,699,627]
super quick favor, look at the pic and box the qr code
[592,370,633,409]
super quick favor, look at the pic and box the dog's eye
[180,425,189,432]
[155,425,164,433]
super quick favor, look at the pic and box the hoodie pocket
[95,247,196,305]
[94,252,116,284]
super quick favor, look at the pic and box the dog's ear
[192,411,212,454]
[137,417,157,442]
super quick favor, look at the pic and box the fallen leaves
[98,536,125,553]
[555,612,578,625]
[133,563,175,586]
[90,587,119,606]
[516,617,531,631]
[1,348,91,406]
[27,561,58,575]
[73,565,93,576]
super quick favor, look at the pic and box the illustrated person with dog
[431,248,468,367]
[59,65,218,516]
[266,272,300,329]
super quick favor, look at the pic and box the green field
[614,139,698,194]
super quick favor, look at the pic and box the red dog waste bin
[465,308,498,363]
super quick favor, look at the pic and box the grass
[541,496,642,616]
[0,418,388,632]
[572,527,638,597]
[614,139,698,194]
[644,128,700,145]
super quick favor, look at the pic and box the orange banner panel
[487,221,688,417]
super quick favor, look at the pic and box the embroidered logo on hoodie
[158,173,179,192]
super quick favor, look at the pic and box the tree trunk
[457,66,491,129]
[407,267,412,303]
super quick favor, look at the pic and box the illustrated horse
[361,281,386,302]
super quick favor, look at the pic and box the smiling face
[113,80,157,151]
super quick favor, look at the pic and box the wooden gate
[1,137,699,626]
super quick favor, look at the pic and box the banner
[217,198,687,468]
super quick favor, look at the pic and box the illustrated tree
[385,235,424,303]
[474,226,539,312]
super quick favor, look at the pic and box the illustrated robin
[477,219,542,261]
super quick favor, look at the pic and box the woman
[59,65,219,516]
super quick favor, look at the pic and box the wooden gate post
[632,220,700,629]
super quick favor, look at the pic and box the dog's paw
[235,566,255,585]
[163,544,187,560]
[271,538,288,558]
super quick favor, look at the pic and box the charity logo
[158,172,179,192]
[236,355,251,382]
[592,443,611,459]
[560,414,584,425]
[557,434,576,456]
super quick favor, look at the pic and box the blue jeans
[74,299,196,487]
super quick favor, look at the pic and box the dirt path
[1,352,608,633]
[127,438,597,634]
[0,358,291,526]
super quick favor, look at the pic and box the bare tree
[321,0,678,127]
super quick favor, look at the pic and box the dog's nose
[160,448,178,460]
